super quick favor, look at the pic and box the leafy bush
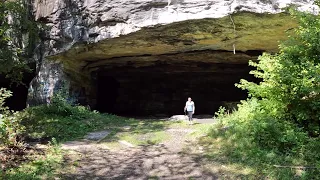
[211,99,320,178]
[208,5,320,179]
[0,88,25,146]
[0,88,11,112]
[236,9,320,136]
[2,138,64,180]
[217,99,308,151]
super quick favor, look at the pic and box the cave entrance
[0,72,35,111]
[96,75,119,114]
[93,60,257,117]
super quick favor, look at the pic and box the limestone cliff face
[32,0,317,55]
[27,0,317,114]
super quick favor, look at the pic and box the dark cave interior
[94,61,257,117]
[0,73,34,111]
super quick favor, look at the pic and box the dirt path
[60,124,217,180]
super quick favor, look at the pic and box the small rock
[84,130,110,141]
[143,159,153,170]
[118,140,135,148]
[168,115,188,121]
[122,126,131,130]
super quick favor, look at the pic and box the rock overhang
[50,12,297,78]
[26,0,318,114]
[43,11,299,115]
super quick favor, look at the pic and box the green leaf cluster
[237,8,320,136]
[0,0,41,83]
[0,88,26,146]
[209,4,320,179]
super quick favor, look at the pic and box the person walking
[184,97,195,125]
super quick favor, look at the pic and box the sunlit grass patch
[130,120,173,134]
[203,162,255,179]
[188,123,215,138]
[2,141,65,180]
[166,121,189,128]
[99,120,177,147]
[198,136,258,178]
[119,131,170,146]
[198,118,320,179]
[100,142,123,150]
[22,105,140,142]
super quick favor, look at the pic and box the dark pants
[187,111,193,121]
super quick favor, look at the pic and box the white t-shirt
[186,101,194,111]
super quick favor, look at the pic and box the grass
[101,120,189,147]
[1,101,184,179]
[197,135,315,179]
[4,99,318,179]
[187,123,215,138]
[117,131,170,146]
[1,140,63,180]
[1,102,142,179]
[194,105,320,180]
[22,104,136,142]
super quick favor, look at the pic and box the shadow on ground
[61,143,217,180]
[60,120,220,180]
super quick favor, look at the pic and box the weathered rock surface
[33,0,317,55]
[27,0,317,115]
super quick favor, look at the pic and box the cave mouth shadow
[94,64,257,117]
[0,72,35,111]
[96,75,120,114]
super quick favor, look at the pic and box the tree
[0,0,40,83]
[236,5,320,136]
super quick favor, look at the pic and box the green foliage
[236,8,320,136]
[22,93,129,142]
[0,0,41,83]
[217,99,308,152]
[0,88,12,112]
[2,138,64,180]
[207,5,320,179]
[209,99,320,179]
[0,112,26,146]
[0,88,25,146]
[1,93,138,179]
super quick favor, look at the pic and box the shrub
[209,5,320,178]
[21,92,125,142]
[212,99,319,178]
[0,88,25,146]
[0,88,11,112]
[216,99,308,153]
[236,8,320,136]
